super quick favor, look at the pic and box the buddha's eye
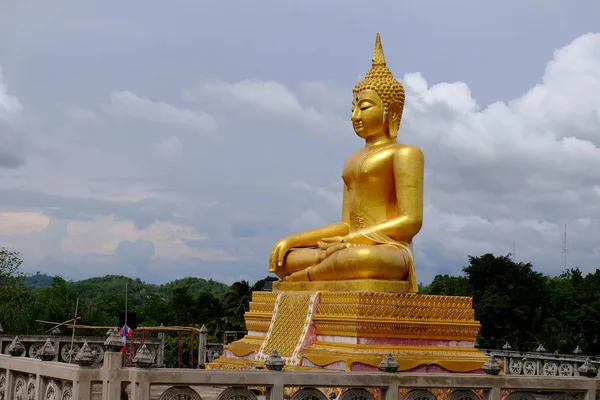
[360,105,371,111]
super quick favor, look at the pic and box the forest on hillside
[2,247,600,355]
[0,248,276,341]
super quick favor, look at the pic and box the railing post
[73,380,92,400]
[198,325,208,369]
[130,379,151,400]
[157,324,165,368]
[101,350,123,400]
[34,373,42,400]
[266,384,284,400]
[581,379,597,400]
[382,384,399,400]
[5,367,13,400]
[483,388,501,400]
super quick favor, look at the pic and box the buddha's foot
[283,268,311,282]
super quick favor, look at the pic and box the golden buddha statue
[269,33,424,293]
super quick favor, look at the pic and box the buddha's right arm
[288,222,350,248]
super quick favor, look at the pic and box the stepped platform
[208,290,487,373]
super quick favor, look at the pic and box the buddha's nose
[351,108,360,121]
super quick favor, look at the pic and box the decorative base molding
[209,290,488,373]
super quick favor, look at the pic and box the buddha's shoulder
[390,143,424,158]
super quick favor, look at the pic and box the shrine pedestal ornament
[208,33,487,373]
[208,291,487,372]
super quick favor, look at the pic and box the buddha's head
[352,33,405,140]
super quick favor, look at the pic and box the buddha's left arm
[344,146,424,244]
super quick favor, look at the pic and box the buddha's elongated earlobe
[387,102,401,139]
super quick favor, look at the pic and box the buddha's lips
[353,122,363,129]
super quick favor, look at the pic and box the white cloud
[0,64,26,168]
[0,66,22,121]
[102,90,218,136]
[200,79,304,117]
[194,79,348,136]
[395,33,600,279]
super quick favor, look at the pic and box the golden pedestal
[208,290,488,373]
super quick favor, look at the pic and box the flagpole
[68,298,79,364]
[125,280,128,327]
[124,280,128,358]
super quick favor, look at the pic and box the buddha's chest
[342,147,395,188]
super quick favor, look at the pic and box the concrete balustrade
[1,349,599,400]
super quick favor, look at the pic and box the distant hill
[161,276,229,298]
[24,273,231,306]
[24,272,55,287]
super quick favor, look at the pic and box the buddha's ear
[387,101,402,138]
[388,101,401,122]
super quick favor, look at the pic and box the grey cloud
[0,188,178,230]
[231,221,267,240]
[0,135,25,168]
[115,239,155,267]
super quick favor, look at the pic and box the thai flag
[119,324,133,354]
[119,324,133,338]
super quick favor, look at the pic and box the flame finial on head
[372,33,386,66]
[353,33,405,138]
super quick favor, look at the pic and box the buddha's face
[351,89,387,139]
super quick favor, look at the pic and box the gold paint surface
[258,292,314,358]
[249,302,275,313]
[314,321,480,341]
[301,347,487,373]
[251,291,278,303]
[318,292,473,308]
[245,320,271,332]
[317,304,474,321]
[244,291,279,333]
[273,279,410,293]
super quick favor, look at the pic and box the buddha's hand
[324,242,351,259]
[317,236,345,249]
[269,238,294,271]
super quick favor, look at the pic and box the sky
[1,0,600,286]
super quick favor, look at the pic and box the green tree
[423,274,472,296]
[464,253,547,350]
[0,247,24,286]
[223,280,252,326]
[137,293,170,326]
[31,277,79,331]
[539,269,582,353]
[571,269,600,355]
[0,248,32,333]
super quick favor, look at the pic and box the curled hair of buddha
[353,33,405,138]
